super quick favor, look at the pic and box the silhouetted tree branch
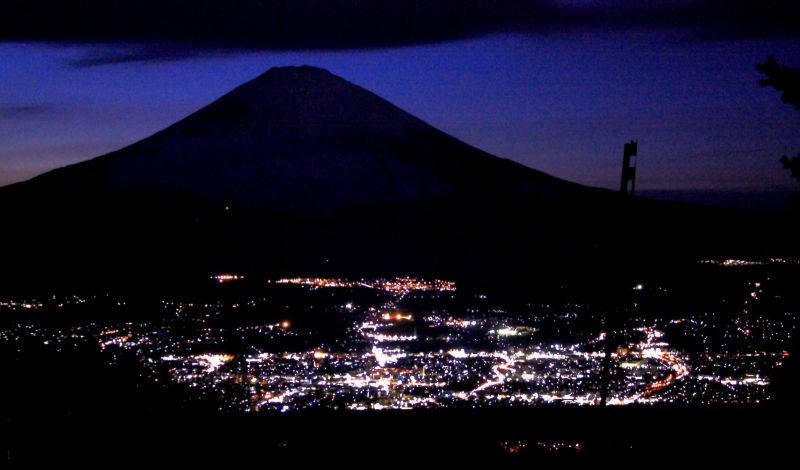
[759,56,800,184]
[780,153,800,181]
[759,56,800,109]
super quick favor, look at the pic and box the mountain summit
[0,66,778,291]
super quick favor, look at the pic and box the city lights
[1,272,794,413]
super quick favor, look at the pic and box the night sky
[1,1,799,192]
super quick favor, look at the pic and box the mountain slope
[0,66,786,292]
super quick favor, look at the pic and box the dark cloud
[1,1,797,66]
[68,44,230,67]
[564,0,800,41]
[0,105,51,118]
[2,1,555,48]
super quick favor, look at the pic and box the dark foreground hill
[0,66,792,293]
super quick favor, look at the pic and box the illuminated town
[0,270,795,413]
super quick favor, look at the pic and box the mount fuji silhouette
[0,66,783,291]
